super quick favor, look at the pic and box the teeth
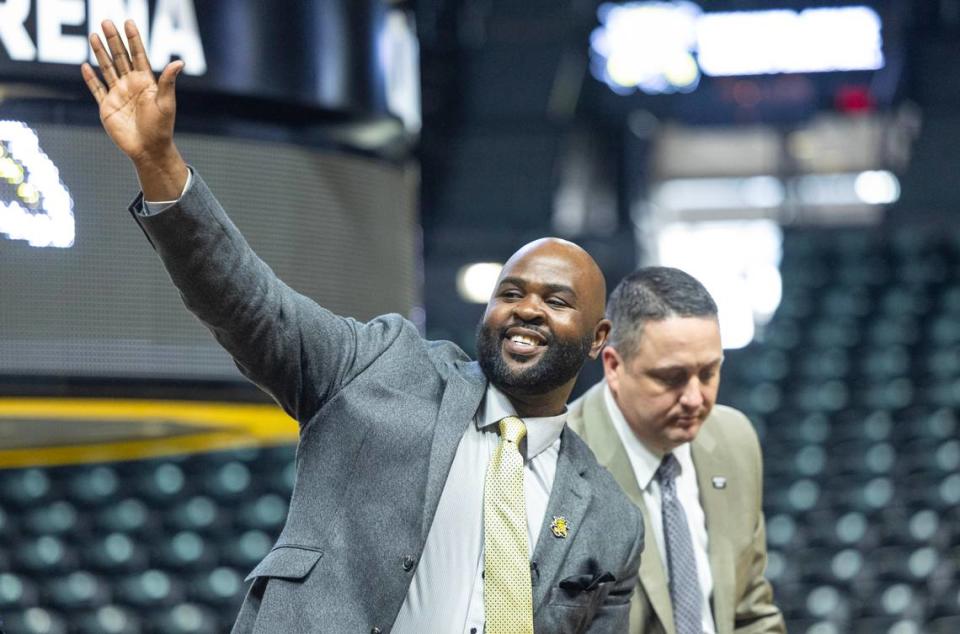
[510,335,538,346]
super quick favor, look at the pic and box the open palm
[81,20,182,163]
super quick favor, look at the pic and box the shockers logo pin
[550,516,569,538]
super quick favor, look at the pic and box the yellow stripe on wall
[0,398,299,469]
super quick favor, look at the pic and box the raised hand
[81,19,188,200]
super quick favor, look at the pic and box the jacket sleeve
[733,513,786,633]
[733,418,786,634]
[129,172,404,424]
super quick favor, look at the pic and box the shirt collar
[478,383,567,460]
[603,383,692,490]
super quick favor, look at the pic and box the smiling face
[603,316,723,455]
[476,238,609,416]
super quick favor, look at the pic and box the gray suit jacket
[568,382,785,634]
[129,173,644,633]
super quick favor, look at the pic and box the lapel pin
[712,476,727,489]
[550,516,569,538]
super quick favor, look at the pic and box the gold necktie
[484,415,535,634]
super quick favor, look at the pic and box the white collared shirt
[392,383,567,634]
[604,385,717,634]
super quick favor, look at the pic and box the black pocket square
[559,571,616,592]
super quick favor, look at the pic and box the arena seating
[721,226,960,633]
[0,445,296,633]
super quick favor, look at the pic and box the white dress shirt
[392,384,566,634]
[604,385,717,634]
[141,170,194,215]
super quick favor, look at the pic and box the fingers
[124,20,152,73]
[85,20,153,96]
[80,63,108,105]
[89,32,119,88]
[103,20,133,75]
[156,61,184,111]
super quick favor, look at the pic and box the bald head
[497,237,608,325]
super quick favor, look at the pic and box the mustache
[499,320,552,343]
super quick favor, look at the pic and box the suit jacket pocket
[540,586,618,634]
[245,545,324,582]
[552,573,617,607]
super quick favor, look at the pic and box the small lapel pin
[550,516,569,538]
[712,476,727,489]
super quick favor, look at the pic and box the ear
[589,319,611,359]
[601,346,622,388]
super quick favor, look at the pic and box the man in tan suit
[568,267,785,634]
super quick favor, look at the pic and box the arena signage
[0,0,206,74]
[0,0,416,138]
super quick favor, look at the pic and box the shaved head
[498,238,608,323]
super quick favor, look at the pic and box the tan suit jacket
[568,382,786,634]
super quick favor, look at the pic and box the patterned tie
[483,416,534,634]
[656,453,703,634]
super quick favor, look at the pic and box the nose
[513,294,545,322]
[679,379,704,410]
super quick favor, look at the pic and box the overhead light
[653,172,900,213]
[854,170,900,205]
[657,219,783,350]
[796,171,900,206]
[456,262,503,304]
[697,6,884,77]
[591,2,884,95]
[652,176,784,211]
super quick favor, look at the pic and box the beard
[475,320,595,396]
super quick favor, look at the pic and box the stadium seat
[166,495,228,534]
[236,493,289,531]
[188,566,247,607]
[219,529,273,570]
[72,604,144,634]
[0,469,53,508]
[150,602,222,634]
[95,498,159,535]
[65,466,122,507]
[114,569,184,608]
[81,532,150,574]
[0,572,39,611]
[44,570,111,611]
[0,607,68,634]
[14,535,79,576]
[23,501,82,536]
[151,531,219,571]
[134,462,190,505]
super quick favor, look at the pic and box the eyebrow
[498,277,578,298]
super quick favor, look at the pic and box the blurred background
[0,0,958,632]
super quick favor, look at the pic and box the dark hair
[606,266,718,359]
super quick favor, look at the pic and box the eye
[499,288,522,300]
[546,297,570,308]
[654,370,688,388]
[699,364,722,383]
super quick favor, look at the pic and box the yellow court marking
[0,398,299,468]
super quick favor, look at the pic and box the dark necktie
[656,453,703,634]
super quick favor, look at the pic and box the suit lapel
[420,361,486,540]
[692,423,733,634]
[579,386,675,633]
[579,385,644,508]
[530,427,592,609]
